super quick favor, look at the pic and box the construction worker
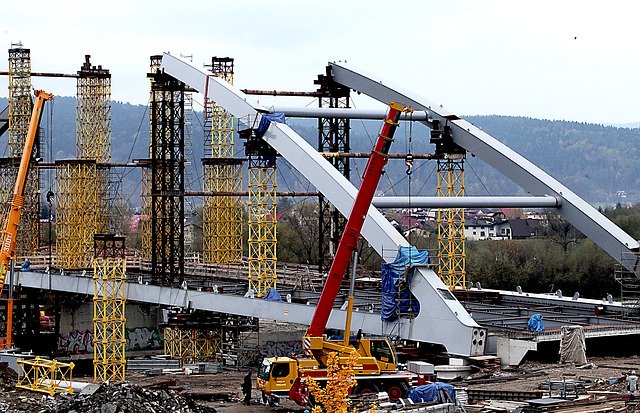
[242,371,252,405]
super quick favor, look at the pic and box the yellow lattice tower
[436,157,467,289]
[8,46,40,256]
[76,55,111,234]
[92,234,126,383]
[203,57,243,264]
[247,161,277,297]
[203,159,243,263]
[55,160,100,269]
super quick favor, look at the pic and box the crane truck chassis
[257,101,422,406]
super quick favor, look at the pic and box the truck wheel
[353,383,380,396]
[385,382,409,401]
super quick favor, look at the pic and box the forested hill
[1,96,638,206]
[466,116,640,205]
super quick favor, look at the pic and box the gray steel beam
[372,196,560,209]
[329,62,640,276]
[160,54,484,356]
[13,270,484,356]
[266,106,429,120]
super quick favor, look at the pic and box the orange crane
[0,89,53,349]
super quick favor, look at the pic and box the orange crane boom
[0,89,53,349]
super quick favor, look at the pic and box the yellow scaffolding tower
[55,160,100,269]
[436,157,467,289]
[247,162,277,296]
[92,234,126,383]
[203,57,243,264]
[76,55,111,163]
[203,159,243,263]
[76,55,111,234]
[8,45,39,256]
[163,327,221,364]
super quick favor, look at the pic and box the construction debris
[0,380,217,413]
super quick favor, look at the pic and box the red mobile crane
[257,101,418,405]
[0,90,53,349]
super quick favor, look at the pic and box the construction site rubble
[0,381,217,413]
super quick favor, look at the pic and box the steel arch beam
[160,53,485,356]
[329,62,640,276]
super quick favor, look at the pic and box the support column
[55,160,100,269]
[315,67,350,272]
[76,55,111,233]
[244,129,277,297]
[148,56,185,285]
[8,45,39,256]
[203,57,243,264]
[92,234,126,383]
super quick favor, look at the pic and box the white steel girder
[160,53,484,356]
[11,270,484,356]
[328,62,640,276]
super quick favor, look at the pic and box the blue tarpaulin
[409,382,456,404]
[256,113,286,137]
[381,246,428,321]
[528,313,544,332]
[264,288,282,302]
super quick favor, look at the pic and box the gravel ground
[1,356,639,412]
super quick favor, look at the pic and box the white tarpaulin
[559,325,587,364]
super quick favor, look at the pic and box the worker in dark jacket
[242,371,252,405]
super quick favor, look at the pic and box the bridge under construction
[1,46,639,385]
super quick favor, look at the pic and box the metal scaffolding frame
[55,160,100,269]
[244,128,277,297]
[163,327,221,364]
[436,157,467,289]
[8,46,40,256]
[16,357,74,395]
[203,57,243,264]
[76,55,111,234]
[315,67,350,272]
[149,56,185,285]
[203,158,243,263]
[140,162,152,261]
[92,234,126,383]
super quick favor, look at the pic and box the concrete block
[407,360,435,374]
[448,357,468,366]
[496,336,537,367]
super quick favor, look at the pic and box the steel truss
[8,46,39,256]
[244,130,277,297]
[203,57,243,264]
[315,67,350,272]
[164,327,221,364]
[55,160,100,269]
[203,159,243,263]
[76,55,111,234]
[92,234,126,383]
[436,158,466,289]
[149,57,185,285]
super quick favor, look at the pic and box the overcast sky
[2,1,640,124]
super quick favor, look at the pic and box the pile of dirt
[0,362,18,390]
